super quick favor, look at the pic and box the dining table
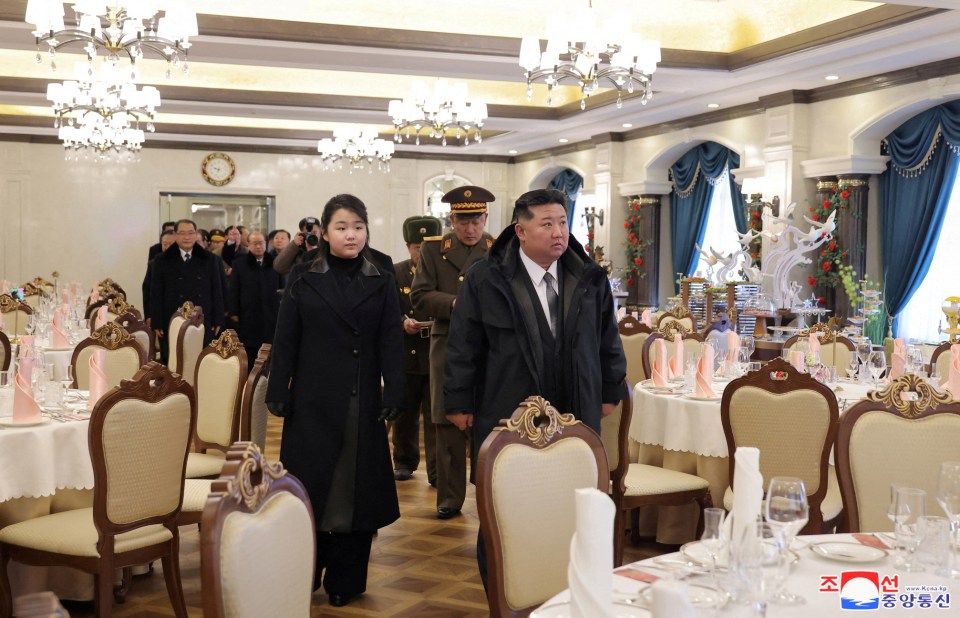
[532,532,954,617]
[629,376,875,545]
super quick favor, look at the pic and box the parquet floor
[63,415,673,617]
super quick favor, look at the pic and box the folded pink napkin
[889,337,906,380]
[51,322,70,349]
[89,286,100,304]
[696,345,717,398]
[70,281,79,298]
[726,330,740,362]
[60,290,70,304]
[96,305,108,329]
[669,334,684,377]
[88,350,109,411]
[12,373,42,424]
[789,350,806,372]
[808,333,821,357]
[652,338,670,387]
[17,356,32,390]
[616,306,626,321]
[641,309,653,328]
[946,345,960,398]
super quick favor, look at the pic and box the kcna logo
[820,571,950,611]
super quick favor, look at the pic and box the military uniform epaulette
[422,236,443,242]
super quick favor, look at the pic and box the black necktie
[257,259,263,267]
[543,272,559,335]
[184,253,191,263]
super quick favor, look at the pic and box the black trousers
[391,372,436,482]
[314,530,374,595]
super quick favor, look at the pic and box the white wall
[0,143,509,309]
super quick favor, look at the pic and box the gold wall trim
[817,181,839,191]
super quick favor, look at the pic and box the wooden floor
[64,415,674,617]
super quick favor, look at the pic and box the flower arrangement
[838,265,886,343]
[622,198,650,286]
[809,187,851,287]
[745,199,763,266]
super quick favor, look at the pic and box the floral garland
[807,186,851,288]
[745,199,763,266]
[622,197,649,286]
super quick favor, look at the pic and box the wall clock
[201,152,236,186]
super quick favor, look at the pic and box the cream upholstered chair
[70,322,147,390]
[170,302,205,386]
[0,329,9,372]
[199,442,314,618]
[0,294,34,337]
[641,328,704,379]
[185,330,248,480]
[477,396,609,618]
[931,341,955,386]
[619,316,652,386]
[600,387,711,566]
[835,374,960,533]
[19,282,41,311]
[0,362,194,617]
[721,356,841,533]
[90,296,141,332]
[240,344,272,449]
[783,323,855,369]
[116,311,154,362]
[656,305,697,334]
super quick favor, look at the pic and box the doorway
[159,193,275,234]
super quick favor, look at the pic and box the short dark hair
[273,229,290,241]
[225,225,236,233]
[198,229,210,243]
[174,219,197,233]
[238,225,248,233]
[318,194,372,260]
[161,221,175,231]
[160,229,174,238]
[513,189,568,222]
[298,217,319,232]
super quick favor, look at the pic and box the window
[570,190,590,249]
[898,158,960,343]
[695,169,742,276]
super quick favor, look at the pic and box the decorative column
[836,174,870,317]
[626,195,661,307]
[813,176,838,312]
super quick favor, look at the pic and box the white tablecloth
[534,533,955,616]
[0,418,93,502]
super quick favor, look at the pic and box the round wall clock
[201,152,236,186]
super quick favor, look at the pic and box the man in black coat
[443,189,627,588]
[142,229,175,319]
[149,219,227,362]
[228,231,281,369]
[146,221,175,262]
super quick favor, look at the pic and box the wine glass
[737,346,752,376]
[24,314,35,337]
[700,507,727,602]
[765,477,808,605]
[867,350,887,386]
[856,339,872,382]
[937,462,960,578]
[741,336,756,359]
[906,346,925,376]
[60,365,74,395]
[732,520,788,617]
[894,487,927,572]
[846,357,859,381]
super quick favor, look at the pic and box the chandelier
[47,61,160,156]
[518,2,660,110]
[25,0,198,77]
[387,80,487,146]
[317,126,394,172]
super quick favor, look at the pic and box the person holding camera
[273,216,321,276]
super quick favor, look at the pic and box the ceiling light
[825,75,840,81]
[387,79,486,147]
[508,149,518,154]
[519,3,660,110]
[47,61,160,158]
[558,138,569,143]
[621,123,633,128]
[706,103,720,108]
[25,0,198,77]
[317,125,394,173]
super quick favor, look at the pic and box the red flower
[587,232,594,239]
[623,221,629,229]
[807,275,816,286]
[818,296,826,304]
[751,212,760,219]
[628,232,636,240]
[627,278,634,285]
[822,262,831,271]
[828,241,836,251]
[634,257,643,265]
[584,245,590,252]
[823,200,831,208]
[840,191,850,199]
[812,213,819,222]
[809,207,814,212]
[821,250,827,257]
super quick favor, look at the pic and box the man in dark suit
[142,229,175,317]
[391,216,442,484]
[228,231,281,369]
[149,219,227,363]
[147,221,175,262]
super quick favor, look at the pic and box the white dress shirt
[518,248,559,333]
[179,248,192,261]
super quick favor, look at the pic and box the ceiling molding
[800,155,890,178]
[618,180,673,197]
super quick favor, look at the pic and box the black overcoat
[227,252,281,350]
[266,253,405,531]
[149,243,226,343]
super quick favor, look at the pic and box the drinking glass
[765,477,808,605]
[732,521,788,617]
[846,357,859,381]
[868,350,887,386]
[856,339,872,382]
[894,487,927,572]
[60,365,74,393]
[937,461,960,578]
[24,314,35,337]
[0,370,13,419]
[737,347,752,376]
[701,507,726,602]
[741,336,756,358]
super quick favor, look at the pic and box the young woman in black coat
[266,194,404,607]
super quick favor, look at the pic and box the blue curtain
[670,142,741,280]
[548,169,584,220]
[881,100,960,336]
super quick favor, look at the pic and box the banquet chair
[19,283,41,312]
[115,311,154,362]
[200,442,314,618]
[169,302,205,386]
[720,357,841,533]
[85,294,119,322]
[783,323,855,369]
[656,305,697,334]
[0,330,9,371]
[835,374,960,533]
[641,329,704,380]
[618,316,652,386]
[185,330,248,481]
[930,341,954,386]
[240,344,272,449]
[90,297,140,333]
[0,362,195,618]
[70,322,148,390]
[600,387,711,566]
[0,294,34,337]
[477,396,609,618]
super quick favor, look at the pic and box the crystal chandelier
[25,0,198,77]
[317,126,394,172]
[518,2,660,110]
[388,80,487,146]
[47,61,160,156]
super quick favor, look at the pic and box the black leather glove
[377,407,402,422]
[267,401,291,418]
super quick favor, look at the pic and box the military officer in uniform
[392,215,442,484]
[410,186,495,519]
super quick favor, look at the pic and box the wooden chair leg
[0,551,12,618]
[629,508,641,546]
[162,544,188,618]
[95,571,114,618]
[614,508,625,567]
[114,567,133,604]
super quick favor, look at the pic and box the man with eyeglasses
[149,219,227,363]
[228,231,281,369]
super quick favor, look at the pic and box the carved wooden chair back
[239,344,272,450]
[70,322,147,389]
